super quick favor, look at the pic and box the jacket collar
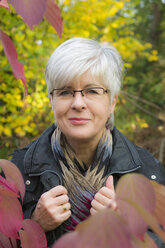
[109,127,142,174]
[24,124,142,175]
[24,123,61,175]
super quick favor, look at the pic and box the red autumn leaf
[44,0,63,38]
[0,191,23,238]
[52,232,78,248]
[116,173,156,239]
[124,197,165,243]
[0,159,25,201]
[0,176,19,198]
[0,0,9,9]
[0,232,18,248]
[76,209,132,248]
[0,30,27,94]
[151,181,165,229]
[19,219,47,248]
[54,210,132,248]
[8,0,47,29]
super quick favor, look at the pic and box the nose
[71,91,87,111]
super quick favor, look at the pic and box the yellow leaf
[116,1,124,9]
[15,33,25,42]
[109,6,118,16]
[152,50,158,55]
[14,127,25,137]
[64,0,71,4]
[3,127,12,136]
[148,55,158,62]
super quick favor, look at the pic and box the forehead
[67,72,105,88]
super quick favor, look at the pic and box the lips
[69,117,90,125]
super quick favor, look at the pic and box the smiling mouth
[69,118,90,124]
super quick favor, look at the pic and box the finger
[42,185,68,200]
[38,202,71,220]
[44,201,71,216]
[34,195,68,215]
[59,210,72,222]
[94,192,112,207]
[91,199,106,211]
[60,202,71,213]
[54,194,69,206]
[106,175,114,191]
[52,205,71,221]
[90,207,97,215]
[49,185,68,197]
[99,187,115,199]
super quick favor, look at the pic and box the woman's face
[50,73,117,146]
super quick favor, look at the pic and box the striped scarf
[51,126,113,231]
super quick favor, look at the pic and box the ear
[109,94,118,114]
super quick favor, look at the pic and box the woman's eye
[59,90,72,96]
[86,89,99,94]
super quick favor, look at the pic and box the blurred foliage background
[0,0,165,165]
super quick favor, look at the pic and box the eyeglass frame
[50,87,110,97]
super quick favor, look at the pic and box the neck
[65,136,101,168]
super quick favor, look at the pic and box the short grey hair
[45,37,123,129]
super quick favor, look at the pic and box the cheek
[51,100,62,115]
[52,103,68,121]
[94,106,110,124]
[102,101,112,118]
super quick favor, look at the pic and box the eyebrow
[62,83,102,90]
[83,83,101,88]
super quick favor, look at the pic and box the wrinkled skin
[32,176,117,232]
[31,186,71,232]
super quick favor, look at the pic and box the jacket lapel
[108,127,142,174]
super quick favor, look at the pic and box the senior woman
[11,37,165,246]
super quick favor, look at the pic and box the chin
[70,133,91,140]
[65,130,94,142]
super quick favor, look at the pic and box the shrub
[0,159,47,248]
[0,159,165,248]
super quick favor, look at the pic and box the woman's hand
[31,185,71,232]
[90,175,117,215]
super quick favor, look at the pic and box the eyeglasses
[50,87,110,100]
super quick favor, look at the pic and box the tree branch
[121,91,162,110]
[123,95,164,122]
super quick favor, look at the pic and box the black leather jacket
[11,124,165,247]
